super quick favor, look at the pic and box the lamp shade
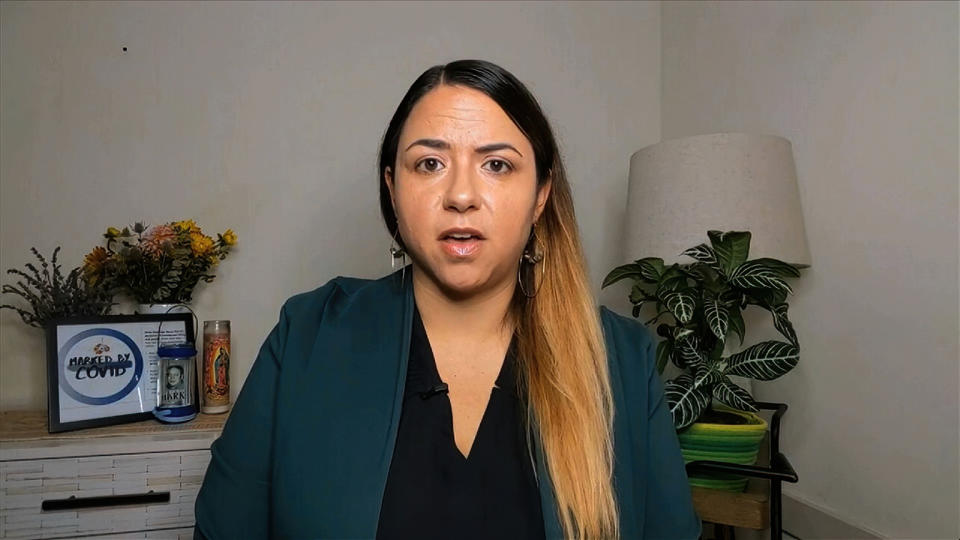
[624,133,811,267]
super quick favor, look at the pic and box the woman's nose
[442,164,480,213]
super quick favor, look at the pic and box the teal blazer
[194,270,701,539]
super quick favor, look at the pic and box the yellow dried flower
[84,246,109,271]
[173,219,200,234]
[83,246,110,285]
[190,232,214,256]
[221,229,237,246]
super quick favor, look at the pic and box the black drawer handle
[42,490,170,511]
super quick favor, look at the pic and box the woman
[194,60,700,540]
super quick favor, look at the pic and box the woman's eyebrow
[404,138,523,157]
[476,142,523,157]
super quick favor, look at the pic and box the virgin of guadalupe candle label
[203,334,230,407]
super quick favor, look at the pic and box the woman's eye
[483,159,513,174]
[416,158,444,173]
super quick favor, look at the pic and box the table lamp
[624,133,811,267]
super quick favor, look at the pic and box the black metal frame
[685,402,799,540]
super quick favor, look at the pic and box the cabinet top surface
[0,410,229,443]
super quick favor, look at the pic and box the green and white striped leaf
[729,260,793,294]
[725,340,799,380]
[708,230,752,277]
[675,337,704,368]
[748,257,802,278]
[771,303,799,347]
[673,327,695,342]
[712,378,758,412]
[681,243,717,263]
[703,294,730,340]
[692,361,723,387]
[681,244,723,274]
[602,263,644,288]
[634,257,665,283]
[662,290,696,324]
[666,373,712,429]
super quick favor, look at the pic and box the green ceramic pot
[677,405,768,492]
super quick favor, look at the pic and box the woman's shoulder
[598,306,656,361]
[279,274,398,319]
[265,274,403,368]
[598,306,661,411]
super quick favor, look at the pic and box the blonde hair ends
[511,155,619,539]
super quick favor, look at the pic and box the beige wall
[0,2,660,407]
[662,1,959,538]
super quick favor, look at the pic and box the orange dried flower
[142,224,176,256]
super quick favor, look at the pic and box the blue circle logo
[58,328,144,405]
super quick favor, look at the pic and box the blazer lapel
[273,270,414,538]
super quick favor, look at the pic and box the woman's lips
[440,237,482,258]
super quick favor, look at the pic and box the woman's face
[385,84,550,298]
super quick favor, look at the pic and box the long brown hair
[378,60,618,539]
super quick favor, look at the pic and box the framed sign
[45,313,195,433]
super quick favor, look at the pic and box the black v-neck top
[375,306,546,540]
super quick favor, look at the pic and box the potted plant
[82,220,237,313]
[603,230,802,491]
[2,247,115,327]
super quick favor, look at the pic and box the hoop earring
[518,224,545,298]
[390,228,407,284]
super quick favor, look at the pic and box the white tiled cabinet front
[1,450,210,538]
[0,412,225,540]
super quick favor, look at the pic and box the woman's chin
[431,267,495,298]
